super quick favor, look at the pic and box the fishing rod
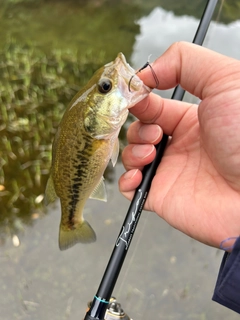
[84,1,218,319]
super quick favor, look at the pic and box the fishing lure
[128,60,159,92]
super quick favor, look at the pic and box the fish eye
[98,78,112,94]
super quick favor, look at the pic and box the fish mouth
[116,52,135,74]
[116,52,151,93]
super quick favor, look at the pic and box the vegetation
[0,42,107,241]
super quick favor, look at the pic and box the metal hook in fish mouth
[128,59,159,92]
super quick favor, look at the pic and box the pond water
[0,0,240,319]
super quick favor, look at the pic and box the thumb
[137,41,240,99]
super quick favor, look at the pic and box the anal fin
[89,176,107,202]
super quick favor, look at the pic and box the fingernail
[139,124,161,143]
[124,169,138,180]
[132,144,154,158]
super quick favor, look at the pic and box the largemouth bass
[45,53,150,250]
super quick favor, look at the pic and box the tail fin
[59,220,96,251]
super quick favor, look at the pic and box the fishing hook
[128,59,159,92]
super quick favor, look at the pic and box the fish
[45,52,151,251]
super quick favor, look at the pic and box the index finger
[138,41,238,96]
[130,42,240,133]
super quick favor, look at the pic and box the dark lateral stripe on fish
[67,134,94,224]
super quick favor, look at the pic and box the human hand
[119,42,240,250]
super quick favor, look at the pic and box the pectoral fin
[89,176,107,202]
[111,139,119,167]
[44,174,58,205]
[59,220,96,251]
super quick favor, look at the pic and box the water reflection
[131,6,240,103]
[1,1,240,320]
[131,7,240,73]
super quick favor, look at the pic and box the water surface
[1,1,240,319]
